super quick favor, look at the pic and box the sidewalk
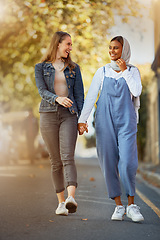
[138,163,160,188]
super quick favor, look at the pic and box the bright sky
[109,0,154,64]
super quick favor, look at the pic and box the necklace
[53,59,64,71]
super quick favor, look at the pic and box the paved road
[0,158,160,240]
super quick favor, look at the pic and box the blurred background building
[144,0,160,165]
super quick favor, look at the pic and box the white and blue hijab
[106,37,140,123]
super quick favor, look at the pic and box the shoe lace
[59,202,65,208]
[116,206,124,213]
[130,205,141,214]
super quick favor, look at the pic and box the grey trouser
[40,106,78,193]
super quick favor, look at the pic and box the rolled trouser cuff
[56,187,65,194]
[66,182,78,189]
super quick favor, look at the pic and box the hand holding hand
[78,123,88,135]
[116,58,127,72]
[56,97,73,108]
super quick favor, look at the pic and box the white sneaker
[55,202,68,216]
[126,204,144,222]
[111,205,125,221]
[65,196,77,213]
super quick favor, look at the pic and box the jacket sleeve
[73,65,84,117]
[35,63,58,105]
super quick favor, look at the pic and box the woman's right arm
[35,63,58,105]
[78,67,103,123]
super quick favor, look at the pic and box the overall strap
[103,66,105,74]
[100,66,106,90]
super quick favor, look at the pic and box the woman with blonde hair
[35,31,84,215]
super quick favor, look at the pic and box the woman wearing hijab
[78,36,144,222]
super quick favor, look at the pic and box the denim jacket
[35,62,84,118]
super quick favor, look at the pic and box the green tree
[0,0,142,112]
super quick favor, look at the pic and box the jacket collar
[43,62,54,69]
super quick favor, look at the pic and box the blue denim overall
[95,67,138,199]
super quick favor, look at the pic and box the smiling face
[57,35,72,59]
[109,40,123,61]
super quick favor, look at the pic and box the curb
[138,167,160,188]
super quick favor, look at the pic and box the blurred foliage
[85,134,96,148]
[0,0,142,114]
[137,64,155,161]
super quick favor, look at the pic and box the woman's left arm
[73,65,84,117]
[122,67,142,97]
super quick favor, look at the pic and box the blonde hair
[41,31,76,71]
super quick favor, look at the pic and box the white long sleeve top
[78,64,142,123]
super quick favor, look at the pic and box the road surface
[0,157,160,240]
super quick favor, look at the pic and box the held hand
[78,123,88,135]
[116,58,127,72]
[56,97,73,108]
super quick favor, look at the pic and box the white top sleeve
[122,67,142,97]
[78,67,103,123]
